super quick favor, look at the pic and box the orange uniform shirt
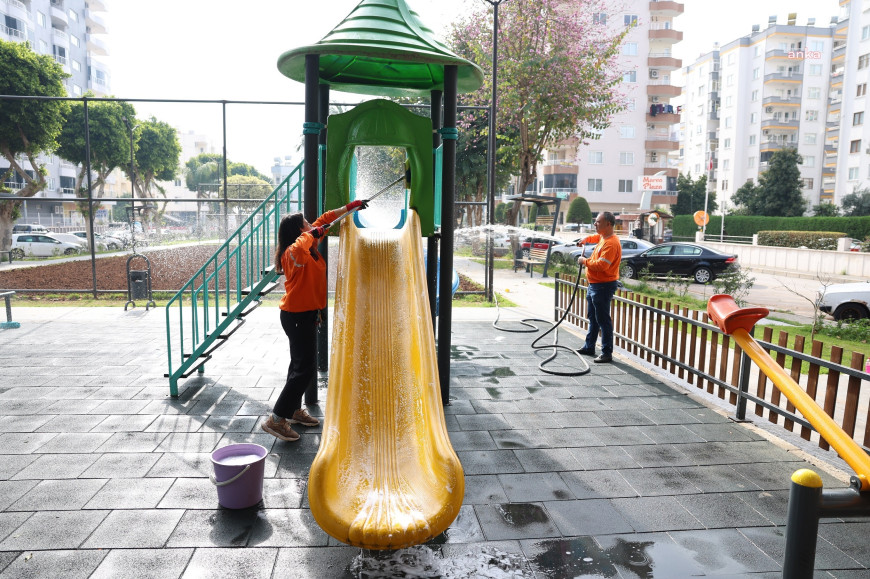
[580,234,622,284]
[278,210,337,313]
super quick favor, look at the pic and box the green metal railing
[164,163,304,395]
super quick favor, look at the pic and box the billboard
[638,176,667,191]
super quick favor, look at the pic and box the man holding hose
[575,211,622,363]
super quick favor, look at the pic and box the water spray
[325,163,411,232]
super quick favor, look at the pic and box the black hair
[275,212,316,272]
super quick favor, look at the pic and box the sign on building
[638,176,667,191]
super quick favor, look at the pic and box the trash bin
[129,270,148,300]
[125,253,156,311]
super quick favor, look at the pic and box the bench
[515,247,550,277]
[0,250,11,264]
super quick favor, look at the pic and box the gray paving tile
[167,508,262,547]
[617,467,701,497]
[182,547,278,578]
[621,443,695,468]
[677,493,774,528]
[200,416,258,433]
[156,432,224,453]
[521,536,620,577]
[0,549,107,579]
[675,465,762,494]
[541,427,602,448]
[248,509,330,547]
[79,452,161,479]
[593,409,656,427]
[587,425,654,446]
[275,451,317,479]
[0,511,33,542]
[559,470,639,500]
[513,448,581,473]
[147,452,213,478]
[462,475,508,505]
[686,422,760,442]
[455,413,512,431]
[475,503,560,541]
[610,496,705,532]
[34,414,107,433]
[0,415,54,433]
[83,509,185,548]
[0,510,109,550]
[735,490,791,526]
[498,472,573,502]
[455,451,523,475]
[145,415,208,432]
[490,429,550,450]
[447,430,498,451]
[11,453,100,480]
[437,504,485,544]
[0,432,56,454]
[593,533,709,577]
[739,526,864,571]
[668,528,781,574]
[90,548,193,579]
[0,551,18,574]
[91,399,152,415]
[84,477,174,509]
[551,411,607,428]
[33,432,112,453]
[158,478,221,509]
[95,431,168,452]
[641,424,707,444]
[569,446,639,470]
[42,399,104,414]
[0,480,37,511]
[817,522,870,567]
[89,414,158,432]
[273,545,361,577]
[8,478,107,511]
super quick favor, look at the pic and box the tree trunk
[0,202,17,252]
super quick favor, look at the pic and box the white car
[11,234,83,258]
[49,232,88,249]
[819,281,870,321]
[70,231,114,251]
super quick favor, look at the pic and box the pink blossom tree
[450,0,627,222]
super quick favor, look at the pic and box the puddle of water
[483,367,516,378]
[350,545,531,578]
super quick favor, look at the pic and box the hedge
[756,230,845,250]
[672,214,870,240]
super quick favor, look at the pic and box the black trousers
[273,309,318,418]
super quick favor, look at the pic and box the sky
[102,0,838,177]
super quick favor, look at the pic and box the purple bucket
[210,443,267,509]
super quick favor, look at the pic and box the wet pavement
[0,301,867,577]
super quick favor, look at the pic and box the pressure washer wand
[324,173,407,231]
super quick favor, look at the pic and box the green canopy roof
[277,0,483,97]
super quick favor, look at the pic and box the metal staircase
[164,163,304,395]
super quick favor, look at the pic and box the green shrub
[819,318,870,342]
[756,230,845,250]
[672,214,870,240]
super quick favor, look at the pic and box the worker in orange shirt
[262,199,368,442]
[576,211,622,363]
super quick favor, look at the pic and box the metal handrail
[164,164,303,394]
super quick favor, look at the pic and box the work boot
[261,415,300,442]
[289,408,320,427]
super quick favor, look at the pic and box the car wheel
[64,248,79,255]
[624,263,636,279]
[11,248,24,260]
[833,303,870,321]
[694,267,713,284]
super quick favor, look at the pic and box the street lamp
[484,0,507,301]
[121,116,137,250]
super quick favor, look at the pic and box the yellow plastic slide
[308,210,464,550]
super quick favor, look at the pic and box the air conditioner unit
[763,130,770,136]
[651,96,659,103]
[647,124,655,130]
[766,106,774,113]
[650,152,658,160]
[650,70,659,78]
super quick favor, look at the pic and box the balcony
[86,0,108,11]
[647,82,681,97]
[50,4,68,28]
[649,0,684,16]
[761,118,800,130]
[85,10,107,34]
[541,161,577,176]
[649,28,683,43]
[1,24,27,41]
[763,95,801,107]
[3,0,29,20]
[645,137,679,151]
[52,27,70,48]
[760,141,797,153]
[86,35,108,56]
[648,55,682,70]
[644,167,678,177]
[709,109,719,120]
[709,131,719,141]
[763,72,803,84]
[646,112,680,124]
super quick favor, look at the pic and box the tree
[454,109,513,227]
[225,175,273,215]
[567,196,592,226]
[450,0,627,225]
[0,39,70,251]
[494,202,507,224]
[812,202,840,217]
[731,179,761,214]
[733,149,806,216]
[127,117,181,223]
[841,187,870,216]
[672,173,716,216]
[56,97,137,234]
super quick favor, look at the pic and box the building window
[724,138,731,149]
[750,112,758,124]
[724,116,733,128]
[809,64,822,76]
[618,179,633,193]
[589,151,604,164]
[593,12,607,25]
[753,67,760,79]
[72,84,82,96]
[854,111,865,126]
[38,40,48,54]
[754,46,761,57]
[68,8,77,21]
[860,54,870,70]
[859,84,867,97]
[851,139,862,153]
[803,178,814,189]
[727,53,735,65]
[722,159,730,171]
[626,99,636,111]
[803,156,815,168]
[806,110,819,121]
[624,14,638,27]
[36,11,46,27]
[749,135,756,145]
[804,133,817,145]
[862,25,870,40]
[751,90,759,102]
[721,180,729,190]
[727,74,734,86]
[726,96,733,107]
[623,42,638,56]
[748,157,755,168]
[849,167,860,180]
[619,152,634,165]
[588,178,603,192]
[70,35,79,47]
[619,126,635,139]
[623,71,637,83]
[71,60,81,72]
[807,87,821,99]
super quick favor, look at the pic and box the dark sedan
[622,242,737,284]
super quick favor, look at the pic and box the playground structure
[164,0,482,550]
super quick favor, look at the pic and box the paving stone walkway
[0,305,866,578]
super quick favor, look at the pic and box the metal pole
[317,84,330,375]
[783,469,822,579]
[485,0,505,302]
[83,97,97,298]
[429,89,442,329]
[222,101,229,240]
[437,65,458,405]
[303,54,320,407]
[122,116,136,251]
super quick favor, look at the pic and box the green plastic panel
[325,99,434,236]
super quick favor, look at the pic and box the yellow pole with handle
[707,294,870,491]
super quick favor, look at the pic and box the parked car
[519,237,557,258]
[12,223,50,235]
[550,237,656,264]
[819,281,870,321]
[70,231,115,251]
[11,234,83,258]
[622,242,737,284]
[49,232,88,249]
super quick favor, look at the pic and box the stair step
[242,281,279,296]
[165,354,212,379]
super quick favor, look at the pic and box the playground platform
[0,304,866,577]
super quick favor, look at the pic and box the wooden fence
[555,274,870,456]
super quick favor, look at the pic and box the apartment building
[829,0,870,203]
[536,0,684,221]
[682,15,835,210]
[1,0,110,221]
